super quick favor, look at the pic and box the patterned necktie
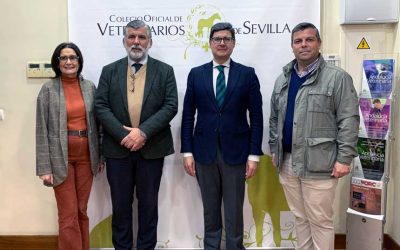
[216,65,226,107]
[132,63,142,73]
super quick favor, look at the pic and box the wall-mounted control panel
[323,54,341,68]
[42,63,55,78]
[26,61,55,78]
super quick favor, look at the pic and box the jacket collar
[283,54,326,78]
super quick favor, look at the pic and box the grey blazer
[36,77,101,187]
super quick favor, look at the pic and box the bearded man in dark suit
[95,20,178,250]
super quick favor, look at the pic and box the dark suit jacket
[95,56,178,159]
[181,60,263,165]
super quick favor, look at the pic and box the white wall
[0,0,67,233]
[0,0,398,245]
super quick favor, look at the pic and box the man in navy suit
[181,22,263,250]
[95,20,178,250]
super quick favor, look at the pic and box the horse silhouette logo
[195,13,221,38]
[184,5,224,59]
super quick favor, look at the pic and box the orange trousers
[53,136,93,250]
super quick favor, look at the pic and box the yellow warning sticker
[357,37,370,49]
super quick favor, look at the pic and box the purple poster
[360,59,394,99]
[359,98,390,140]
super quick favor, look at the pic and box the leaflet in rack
[350,177,382,215]
[358,98,390,140]
[360,59,394,99]
[353,137,386,181]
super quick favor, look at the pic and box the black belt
[67,130,88,137]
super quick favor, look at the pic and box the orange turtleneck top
[62,77,87,131]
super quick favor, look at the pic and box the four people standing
[181,22,263,250]
[36,21,359,250]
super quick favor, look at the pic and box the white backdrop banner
[68,0,319,248]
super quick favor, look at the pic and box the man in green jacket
[269,22,359,250]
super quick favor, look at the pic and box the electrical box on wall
[323,54,341,68]
[26,61,55,78]
[341,0,399,24]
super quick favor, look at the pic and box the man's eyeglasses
[58,55,79,62]
[210,37,234,44]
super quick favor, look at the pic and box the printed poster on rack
[353,137,386,181]
[358,98,390,140]
[360,59,394,99]
[350,177,382,215]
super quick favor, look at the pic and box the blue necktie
[216,65,226,107]
[132,63,142,73]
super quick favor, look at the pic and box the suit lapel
[118,58,129,112]
[223,60,239,109]
[57,78,67,132]
[79,79,91,123]
[143,56,156,105]
[203,62,218,108]
[56,78,68,165]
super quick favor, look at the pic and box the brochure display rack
[346,54,398,250]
